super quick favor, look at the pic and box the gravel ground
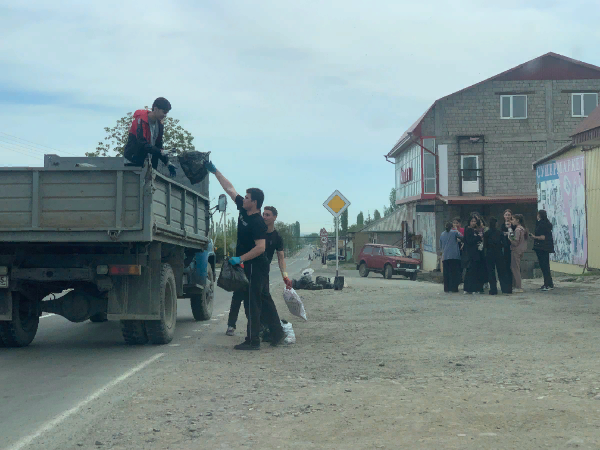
[36,263,600,450]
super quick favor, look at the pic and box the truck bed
[0,156,209,250]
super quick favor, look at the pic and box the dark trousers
[443,259,461,292]
[535,250,554,288]
[503,247,513,286]
[485,249,512,294]
[464,258,486,293]
[227,261,283,343]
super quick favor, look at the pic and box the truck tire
[384,264,393,280]
[410,272,418,281]
[89,313,108,323]
[190,265,214,321]
[145,263,177,345]
[0,293,39,348]
[358,262,370,277]
[121,320,148,345]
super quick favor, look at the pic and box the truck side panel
[38,171,142,229]
[0,172,32,228]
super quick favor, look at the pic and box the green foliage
[341,209,348,236]
[86,107,196,157]
[374,209,381,221]
[384,188,398,217]
[357,211,364,228]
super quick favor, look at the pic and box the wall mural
[536,154,586,265]
[418,212,436,253]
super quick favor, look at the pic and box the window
[423,138,436,194]
[572,93,598,117]
[383,247,403,257]
[395,143,422,200]
[461,155,479,193]
[374,247,382,255]
[500,95,527,119]
[362,246,373,255]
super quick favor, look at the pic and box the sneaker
[234,340,260,351]
[547,285,554,290]
[226,326,235,336]
[464,291,470,295]
[514,288,524,293]
[541,286,550,292]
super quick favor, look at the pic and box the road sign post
[323,190,350,289]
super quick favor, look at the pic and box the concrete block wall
[552,80,600,135]
[420,78,600,197]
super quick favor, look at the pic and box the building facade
[385,53,600,274]
[533,103,600,273]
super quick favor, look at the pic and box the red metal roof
[441,195,537,205]
[386,53,600,158]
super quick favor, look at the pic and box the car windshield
[383,247,403,257]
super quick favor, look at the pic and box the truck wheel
[145,263,177,345]
[359,263,370,277]
[384,264,393,280]
[121,320,148,345]
[191,265,214,321]
[89,313,108,323]
[410,273,418,281]
[0,293,39,348]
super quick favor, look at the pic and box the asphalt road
[0,248,312,450]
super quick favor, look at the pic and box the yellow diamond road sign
[323,190,350,218]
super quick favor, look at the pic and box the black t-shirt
[265,230,284,264]
[235,195,267,260]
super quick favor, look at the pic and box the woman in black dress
[463,216,486,294]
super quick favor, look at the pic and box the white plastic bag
[283,288,307,321]
[281,321,296,344]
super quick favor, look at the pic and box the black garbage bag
[217,261,248,292]
[178,151,211,185]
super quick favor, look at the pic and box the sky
[1,0,600,233]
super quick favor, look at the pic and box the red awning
[441,195,537,205]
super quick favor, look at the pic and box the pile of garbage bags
[291,269,335,290]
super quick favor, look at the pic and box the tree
[86,108,196,157]
[364,212,373,227]
[384,188,398,217]
[357,211,364,228]
[341,209,348,236]
[374,209,381,221]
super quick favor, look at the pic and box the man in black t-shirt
[204,160,285,350]
[226,206,292,337]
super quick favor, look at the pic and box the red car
[356,244,421,280]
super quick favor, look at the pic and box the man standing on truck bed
[226,206,292,338]
[124,97,176,176]
[204,160,286,350]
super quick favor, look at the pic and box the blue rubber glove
[204,160,217,174]
[168,163,176,177]
[229,256,241,266]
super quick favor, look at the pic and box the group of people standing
[439,209,556,295]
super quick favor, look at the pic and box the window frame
[500,95,527,119]
[572,93,598,117]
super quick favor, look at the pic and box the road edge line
[6,352,165,450]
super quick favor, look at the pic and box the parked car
[356,244,420,280]
[327,253,345,261]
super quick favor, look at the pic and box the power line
[0,145,44,161]
[0,140,46,159]
[0,131,79,156]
